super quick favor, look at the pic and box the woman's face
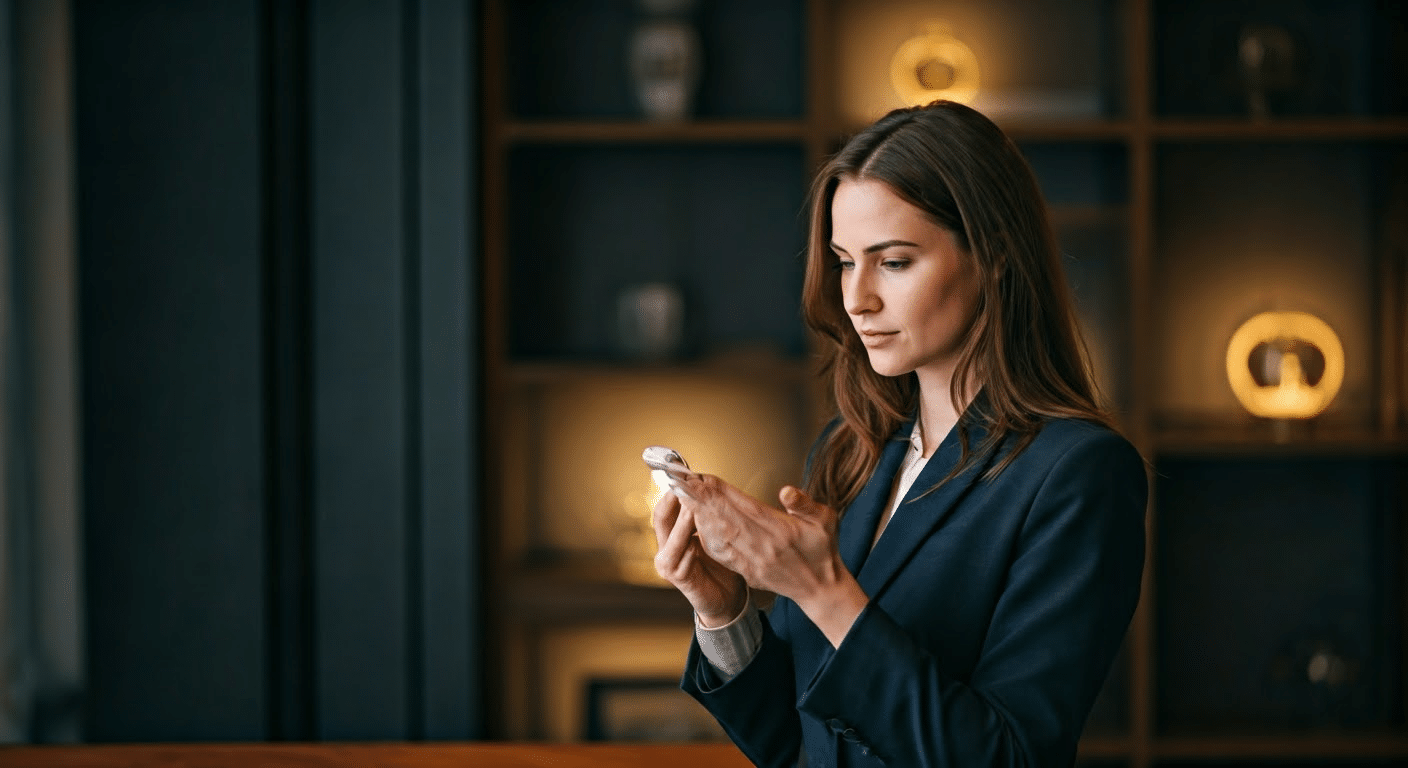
[830,177,981,381]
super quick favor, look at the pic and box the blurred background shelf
[1152,733,1408,760]
[496,119,810,143]
[1151,118,1408,141]
[1153,427,1408,456]
[503,557,690,624]
[480,0,1408,755]
[503,352,814,386]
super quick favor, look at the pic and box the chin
[865,354,915,379]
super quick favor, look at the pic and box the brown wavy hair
[802,100,1116,513]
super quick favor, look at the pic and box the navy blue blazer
[681,414,1147,767]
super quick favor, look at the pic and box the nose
[843,267,880,317]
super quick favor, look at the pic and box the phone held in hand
[642,445,696,498]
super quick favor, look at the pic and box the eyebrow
[829,239,921,255]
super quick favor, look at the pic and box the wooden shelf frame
[1152,118,1408,141]
[498,119,809,144]
[1152,733,1408,760]
[480,0,1408,756]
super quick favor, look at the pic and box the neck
[913,365,971,457]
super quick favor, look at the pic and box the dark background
[72,0,482,741]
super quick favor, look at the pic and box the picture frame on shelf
[583,677,729,742]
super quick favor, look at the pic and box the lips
[860,330,898,346]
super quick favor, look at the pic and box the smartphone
[642,445,696,498]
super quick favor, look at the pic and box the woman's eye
[882,259,910,270]
[833,260,855,272]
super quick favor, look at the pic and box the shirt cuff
[694,591,763,679]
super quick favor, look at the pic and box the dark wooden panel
[414,0,482,740]
[1155,455,1404,732]
[262,0,315,743]
[75,0,268,741]
[309,0,411,740]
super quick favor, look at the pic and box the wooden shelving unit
[480,0,1407,761]
[499,119,809,143]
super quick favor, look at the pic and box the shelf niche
[504,0,804,121]
[505,143,808,362]
[1154,455,1405,734]
[1152,142,1404,438]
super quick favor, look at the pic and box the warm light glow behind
[833,0,1107,126]
[889,21,980,106]
[1153,145,1373,424]
[533,373,805,557]
[1226,311,1344,419]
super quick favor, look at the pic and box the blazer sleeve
[682,599,803,768]
[678,419,838,768]
[794,431,1147,767]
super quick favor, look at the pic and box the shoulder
[1001,417,1147,494]
[1024,417,1139,462]
[988,419,1148,561]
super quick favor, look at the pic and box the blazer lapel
[837,424,912,577]
[856,414,1002,601]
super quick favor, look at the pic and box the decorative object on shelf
[615,282,685,360]
[1237,24,1298,119]
[1267,627,1368,728]
[629,0,702,121]
[889,20,979,107]
[1226,310,1344,420]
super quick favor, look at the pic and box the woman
[652,100,1147,767]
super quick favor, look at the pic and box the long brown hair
[802,100,1116,512]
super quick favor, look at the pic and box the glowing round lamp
[1225,311,1344,419]
[889,21,980,106]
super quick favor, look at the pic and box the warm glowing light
[533,373,797,554]
[889,21,980,106]
[615,487,668,586]
[1226,311,1344,419]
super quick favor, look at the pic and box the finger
[674,472,720,502]
[780,485,840,542]
[779,485,823,518]
[654,502,698,577]
[651,489,681,548]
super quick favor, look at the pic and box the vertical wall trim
[18,0,83,743]
[0,0,35,741]
[401,0,425,742]
[261,0,314,741]
[464,0,483,733]
[310,0,410,737]
[414,0,479,738]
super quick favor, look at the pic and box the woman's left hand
[674,475,871,647]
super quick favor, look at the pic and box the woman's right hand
[652,489,748,627]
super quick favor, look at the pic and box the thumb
[780,485,827,519]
